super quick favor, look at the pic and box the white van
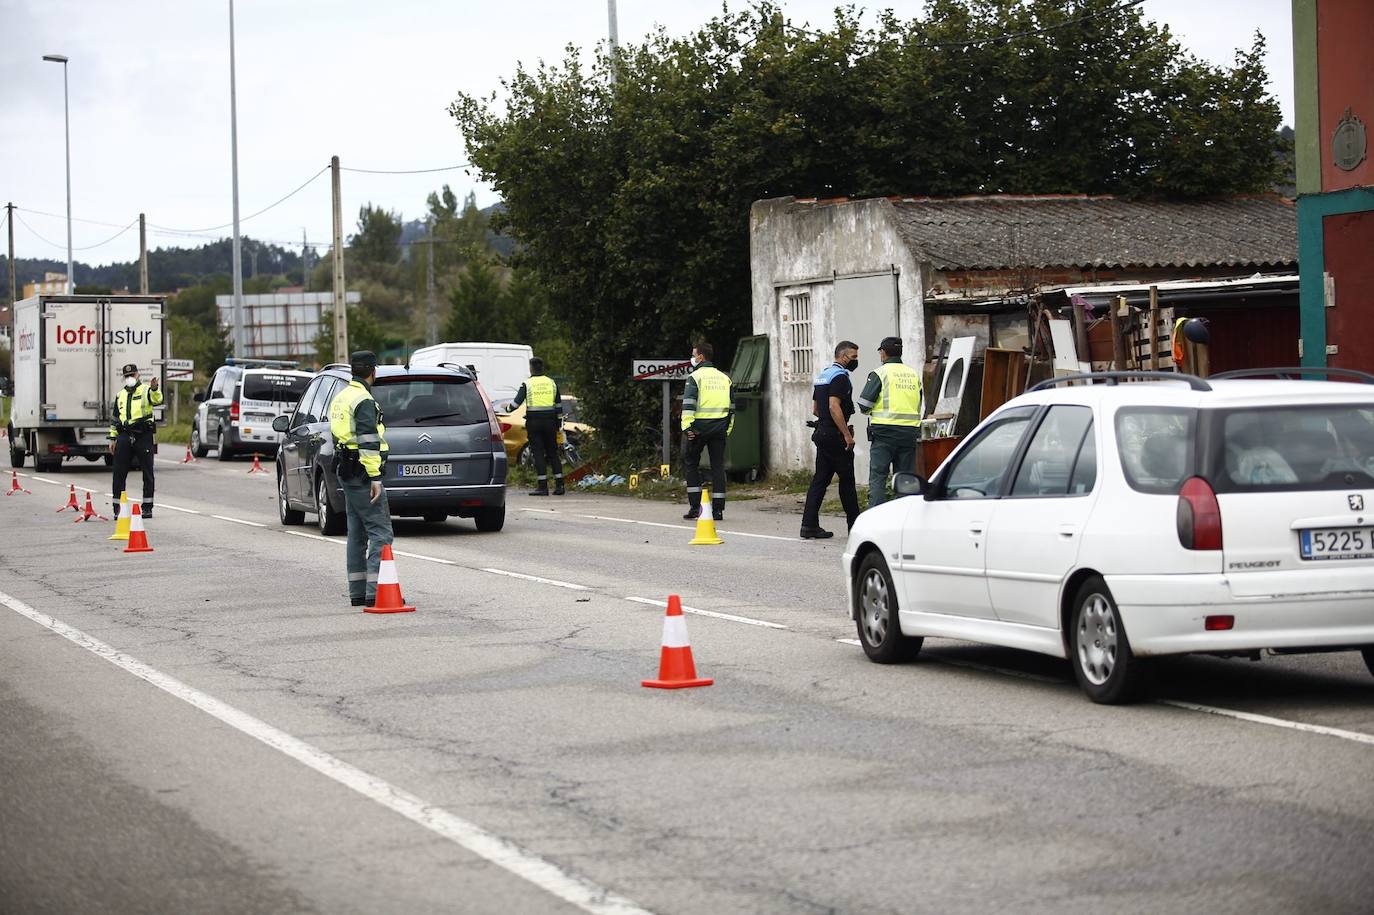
[408,342,533,404]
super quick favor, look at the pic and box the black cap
[878,336,903,354]
[349,350,377,375]
[120,363,139,376]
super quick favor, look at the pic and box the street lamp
[41,53,73,294]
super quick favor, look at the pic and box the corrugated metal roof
[882,195,1297,270]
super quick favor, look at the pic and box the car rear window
[243,373,311,402]
[1212,405,1374,492]
[1116,407,1195,494]
[374,378,487,426]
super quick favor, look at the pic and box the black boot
[142,503,154,519]
[553,479,565,496]
[800,526,834,539]
[683,506,700,520]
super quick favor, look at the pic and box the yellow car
[498,396,593,469]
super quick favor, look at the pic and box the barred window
[785,293,813,380]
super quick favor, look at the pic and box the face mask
[844,358,859,372]
[691,355,702,367]
[123,377,138,389]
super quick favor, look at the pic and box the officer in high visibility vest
[857,336,923,507]
[328,351,393,607]
[512,356,565,496]
[108,362,162,518]
[681,341,734,521]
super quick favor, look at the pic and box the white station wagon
[844,369,1374,703]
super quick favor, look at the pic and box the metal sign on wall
[1333,108,1367,172]
[631,358,692,381]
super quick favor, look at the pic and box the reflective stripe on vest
[871,362,922,426]
[525,375,557,412]
[690,366,732,419]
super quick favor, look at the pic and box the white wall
[750,197,927,483]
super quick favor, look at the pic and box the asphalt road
[2,453,1373,915]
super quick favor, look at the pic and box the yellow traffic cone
[109,491,131,541]
[688,492,724,546]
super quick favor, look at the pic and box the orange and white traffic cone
[247,452,267,474]
[6,471,32,496]
[642,595,713,689]
[74,491,109,523]
[364,545,415,613]
[181,446,197,464]
[123,503,154,553]
[56,484,80,512]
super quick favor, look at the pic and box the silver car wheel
[1077,593,1119,686]
[860,567,890,647]
[317,477,329,532]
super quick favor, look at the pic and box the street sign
[632,358,692,381]
[165,358,195,383]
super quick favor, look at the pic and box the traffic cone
[123,503,154,553]
[364,545,415,614]
[247,452,267,474]
[6,471,32,496]
[56,484,80,512]
[688,492,724,546]
[642,595,713,689]
[74,491,109,523]
[109,491,131,541]
[181,446,197,464]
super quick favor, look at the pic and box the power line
[149,164,330,234]
[340,163,471,175]
[18,206,132,231]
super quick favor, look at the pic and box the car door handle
[284,443,297,451]
[968,524,985,537]
[1058,524,1078,538]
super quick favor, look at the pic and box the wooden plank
[978,348,1027,420]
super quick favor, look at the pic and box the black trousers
[527,417,563,489]
[801,429,859,530]
[112,428,156,512]
[684,427,728,514]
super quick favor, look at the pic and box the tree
[316,304,388,365]
[351,205,403,266]
[443,259,505,342]
[450,0,1285,457]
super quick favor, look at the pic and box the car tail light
[1205,615,1234,631]
[1177,476,1223,550]
[230,400,241,421]
[473,381,504,444]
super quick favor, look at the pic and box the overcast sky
[1,0,1293,268]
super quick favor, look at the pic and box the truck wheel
[1362,647,1374,679]
[474,506,505,532]
[35,456,61,473]
[191,423,209,458]
[8,430,24,469]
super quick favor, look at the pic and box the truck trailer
[7,294,167,472]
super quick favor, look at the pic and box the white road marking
[520,507,560,514]
[482,568,589,591]
[212,514,266,528]
[835,638,861,646]
[395,550,455,566]
[157,503,201,515]
[625,596,787,630]
[282,530,344,545]
[519,507,797,543]
[20,473,95,494]
[0,589,654,915]
[1159,700,1374,747]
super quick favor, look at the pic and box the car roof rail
[321,362,350,371]
[1210,366,1374,384]
[224,357,299,369]
[1028,370,1212,393]
[436,361,477,375]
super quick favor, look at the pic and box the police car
[843,368,1374,703]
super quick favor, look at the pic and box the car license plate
[1299,527,1374,561]
[400,463,452,478]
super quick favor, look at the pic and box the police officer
[512,357,565,496]
[857,336,923,507]
[800,341,860,539]
[328,351,393,607]
[108,362,162,518]
[681,342,734,521]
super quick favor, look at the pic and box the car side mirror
[272,415,291,433]
[502,402,516,413]
[892,472,927,498]
[192,392,205,403]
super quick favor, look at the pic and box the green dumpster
[725,334,769,481]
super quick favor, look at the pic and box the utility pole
[331,155,348,361]
[228,0,244,357]
[302,228,310,292]
[607,0,620,83]
[41,54,74,292]
[6,202,15,308]
[424,218,438,345]
[248,241,259,278]
[138,213,148,294]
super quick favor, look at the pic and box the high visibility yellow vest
[871,362,922,426]
[108,382,163,437]
[525,375,558,412]
[329,380,388,477]
[691,366,732,420]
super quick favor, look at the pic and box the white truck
[407,342,532,404]
[7,294,167,472]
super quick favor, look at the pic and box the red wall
[1318,0,1374,192]
[1324,210,1374,371]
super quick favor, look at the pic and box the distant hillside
[399,202,515,259]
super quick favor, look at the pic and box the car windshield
[1214,404,1374,491]
[561,397,580,422]
[242,373,311,402]
[374,377,487,426]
